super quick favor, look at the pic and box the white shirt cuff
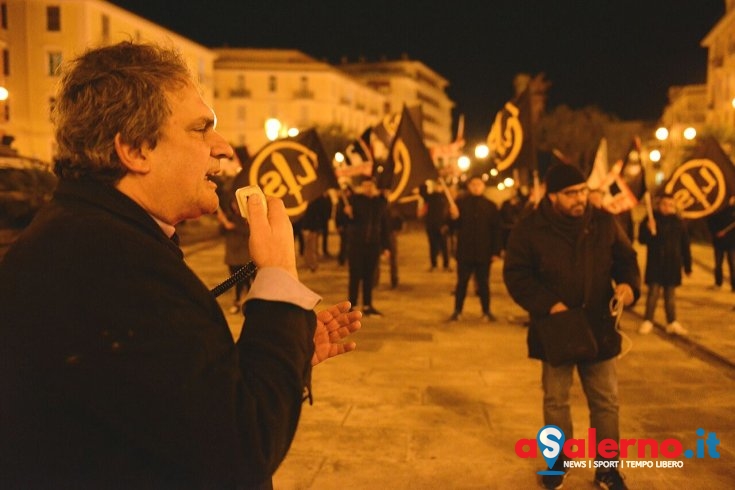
[245,267,322,311]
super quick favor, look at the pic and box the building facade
[213,48,386,153]
[701,0,735,137]
[0,0,214,163]
[339,56,455,147]
[0,0,456,165]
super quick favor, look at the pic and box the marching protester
[0,41,361,489]
[447,173,502,322]
[418,179,452,272]
[344,175,391,316]
[503,164,640,490]
[638,193,692,335]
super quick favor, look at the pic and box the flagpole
[644,192,656,236]
[716,220,735,238]
[439,176,457,208]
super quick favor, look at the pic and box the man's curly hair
[53,41,192,183]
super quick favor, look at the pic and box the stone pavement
[184,221,735,489]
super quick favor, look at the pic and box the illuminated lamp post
[264,118,282,141]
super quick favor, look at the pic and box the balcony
[229,88,251,98]
[293,89,314,99]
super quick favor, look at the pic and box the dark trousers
[644,283,677,323]
[714,246,735,290]
[338,228,349,265]
[453,258,491,314]
[426,227,449,268]
[374,232,399,287]
[348,243,381,306]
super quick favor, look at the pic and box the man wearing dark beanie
[544,163,586,194]
[503,164,640,490]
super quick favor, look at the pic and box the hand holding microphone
[237,186,298,280]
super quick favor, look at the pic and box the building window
[48,51,62,76]
[300,76,308,91]
[236,105,246,121]
[47,6,61,31]
[49,97,56,121]
[268,75,277,93]
[3,102,9,122]
[3,49,9,76]
[101,14,109,39]
[1,3,7,29]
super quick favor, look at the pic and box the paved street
[184,219,735,489]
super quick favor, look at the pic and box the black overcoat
[0,180,316,489]
[638,212,692,286]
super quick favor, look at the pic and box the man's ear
[114,133,150,174]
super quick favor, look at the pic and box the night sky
[109,0,725,142]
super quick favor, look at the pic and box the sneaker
[481,312,497,322]
[542,471,568,489]
[638,320,653,334]
[362,305,383,317]
[447,312,462,322]
[666,321,688,336]
[594,469,627,490]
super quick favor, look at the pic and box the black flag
[373,105,438,202]
[663,136,735,219]
[234,128,338,220]
[487,88,535,172]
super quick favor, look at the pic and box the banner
[337,127,374,178]
[602,137,646,214]
[373,105,438,202]
[664,136,735,219]
[487,88,534,172]
[234,128,338,219]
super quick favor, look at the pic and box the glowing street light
[457,155,471,172]
[683,127,697,141]
[489,168,499,177]
[0,86,8,101]
[655,127,669,141]
[503,177,515,188]
[265,118,282,141]
[649,149,661,163]
[287,127,299,137]
[474,144,489,159]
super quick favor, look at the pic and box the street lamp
[655,127,669,141]
[683,127,697,141]
[649,149,661,163]
[0,86,8,101]
[265,118,282,141]
[457,155,471,172]
[474,144,489,159]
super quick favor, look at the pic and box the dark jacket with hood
[503,198,641,362]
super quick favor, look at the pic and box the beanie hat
[544,164,585,193]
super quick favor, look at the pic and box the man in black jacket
[0,42,360,489]
[503,164,640,490]
[343,176,390,316]
[447,174,502,322]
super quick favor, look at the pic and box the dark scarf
[539,197,587,244]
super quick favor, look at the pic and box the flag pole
[439,176,457,208]
[716,220,735,238]
[644,192,656,236]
